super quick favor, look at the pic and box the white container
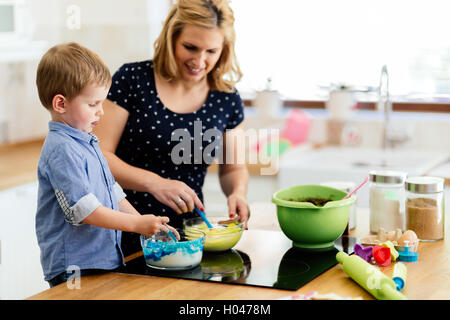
[369,170,407,233]
[326,90,356,120]
[254,78,282,118]
[254,89,282,118]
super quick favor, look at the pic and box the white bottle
[254,78,282,118]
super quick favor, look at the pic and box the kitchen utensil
[392,262,407,291]
[194,206,213,229]
[184,216,244,252]
[381,241,399,261]
[336,252,407,300]
[372,245,391,266]
[218,215,241,225]
[140,228,205,271]
[397,241,418,262]
[354,243,373,262]
[343,176,369,199]
[272,184,355,250]
[164,223,178,242]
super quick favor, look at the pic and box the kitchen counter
[27,206,450,300]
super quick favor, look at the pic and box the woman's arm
[219,124,250,228]
[94,99,203,214]
[94,99,156,192]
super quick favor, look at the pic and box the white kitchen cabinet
[0,182,48,300]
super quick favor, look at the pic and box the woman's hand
[227,193,250,230]
[219,124,250,229]
[148,176,204,214]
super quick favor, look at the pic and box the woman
[95,0,250,256]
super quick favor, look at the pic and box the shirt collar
[49,121,98,143]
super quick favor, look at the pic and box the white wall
[0,0,171,144]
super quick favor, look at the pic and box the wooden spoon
[218,215,241,225]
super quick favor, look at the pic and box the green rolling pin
[336,252,407,300]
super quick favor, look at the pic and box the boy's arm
[118,197,141,216]
[82,205,169,236]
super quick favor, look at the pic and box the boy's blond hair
[36,42,111,110]
[153,0,242,93]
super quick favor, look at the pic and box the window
[231,0,450,105]
[0,0,30,44]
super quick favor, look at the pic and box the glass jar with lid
[405,176,445,241]
[369,170,407,234]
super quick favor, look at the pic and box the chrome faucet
[379,65,392,151]
[378,65,411,151]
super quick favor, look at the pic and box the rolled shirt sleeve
[55,190,101,226]
[113,182,127,202]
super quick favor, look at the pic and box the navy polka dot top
[107,60,244,229]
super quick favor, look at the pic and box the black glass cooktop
[118,230,356,291]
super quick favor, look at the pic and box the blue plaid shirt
[36,121,126,281]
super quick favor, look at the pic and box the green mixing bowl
[272,184,356,250]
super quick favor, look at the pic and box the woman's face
[174,24,224,84]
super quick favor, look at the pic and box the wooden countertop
[0,138,43,191]
[27,206,450,300]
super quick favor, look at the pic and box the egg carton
[360,228,419,252]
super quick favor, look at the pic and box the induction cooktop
[118,230,356,291]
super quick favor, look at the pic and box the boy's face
[58,83,109,133]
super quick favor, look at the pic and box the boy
[35,42,176,287]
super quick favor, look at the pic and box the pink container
[281,110,311,145]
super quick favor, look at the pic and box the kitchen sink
[278,146,449,207]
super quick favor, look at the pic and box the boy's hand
[136,214,170,236]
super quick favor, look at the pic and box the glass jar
[405,176,445,241]
[369,170,407,234]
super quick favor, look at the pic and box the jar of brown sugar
[405,176,445,241]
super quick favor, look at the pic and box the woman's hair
[36,42,111,110]
[153,0,242,92]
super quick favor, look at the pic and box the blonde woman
[95,0,250,256]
